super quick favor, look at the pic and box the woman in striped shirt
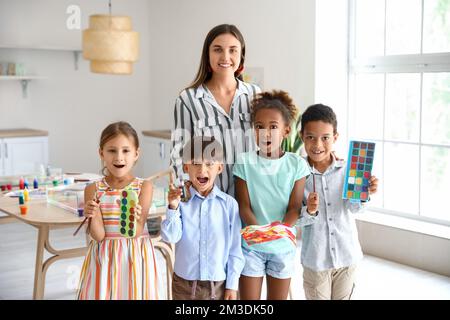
[170,24,261,196]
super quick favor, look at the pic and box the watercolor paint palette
[119,189,139,238]
[342,140,375,202]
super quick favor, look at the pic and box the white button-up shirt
[298,156,367,272]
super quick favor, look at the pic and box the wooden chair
[145,168,175,299]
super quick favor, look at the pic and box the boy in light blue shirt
[161,136,244,300]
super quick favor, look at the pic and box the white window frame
[348,0,450,226]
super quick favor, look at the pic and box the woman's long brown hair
[188,24,246,89]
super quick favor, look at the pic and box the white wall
[148,0,316,130]
[315,0,348,157]
[0,0,152,176]
[0,0,315,176]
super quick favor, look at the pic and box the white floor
[289,241,450,300]
[0,220,449,300]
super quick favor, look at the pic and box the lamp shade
[82,15,139,75]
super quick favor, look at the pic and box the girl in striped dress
[77,121,159,300]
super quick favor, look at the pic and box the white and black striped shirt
[170,79,261,196]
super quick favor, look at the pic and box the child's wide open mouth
[196,177,209,185]
[113,164,126,169]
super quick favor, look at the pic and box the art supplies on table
[23,188,29,202]
[19,204,28,215]
[240,221,297,254]
[18,192,27,215]
[342,140,375,202]
[5,188,47,199]
[0,173,96,193]
[46,183,86,214]
[18,192,24,205]
[64,172,102,183]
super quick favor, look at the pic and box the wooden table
[0,196,89,299]
[0,195,173,300]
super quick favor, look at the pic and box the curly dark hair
[250,90,298,125]
[300,104,338,134]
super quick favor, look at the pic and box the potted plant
[281,113,303,154]
[281,113,304,241]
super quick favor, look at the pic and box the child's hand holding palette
[342,140,375,202]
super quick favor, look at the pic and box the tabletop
[0,194,167,226]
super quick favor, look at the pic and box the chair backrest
[145,167,174,183]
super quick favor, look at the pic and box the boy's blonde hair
[181,136,224,164]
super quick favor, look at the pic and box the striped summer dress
[77,177,159,300]
[170,78,261,196]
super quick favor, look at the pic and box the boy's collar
[332,153,345,168]
[189,184,227,200]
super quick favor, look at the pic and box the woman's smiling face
[208,33,242,76]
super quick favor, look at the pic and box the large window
[348,0,450,224]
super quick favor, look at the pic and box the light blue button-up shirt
[297,156,367,272]
[161,185,245,290]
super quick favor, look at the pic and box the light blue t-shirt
[233,151,310,226]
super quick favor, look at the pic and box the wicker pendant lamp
[82,1,139,75]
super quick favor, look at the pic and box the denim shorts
[241,246,296,279]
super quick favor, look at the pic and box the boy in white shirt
[298,104,379,300]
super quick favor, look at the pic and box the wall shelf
[0,76,47,98]
[0,44,81,51]
[0,46,82,71]
[0,46,82,99]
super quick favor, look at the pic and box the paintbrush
[73,217,88,236]
[73,190,99,236]
[312,165,316,193]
